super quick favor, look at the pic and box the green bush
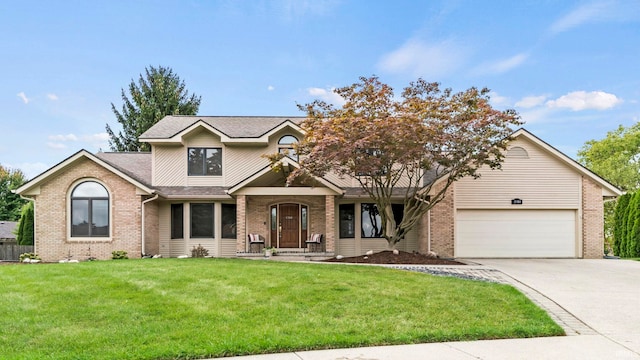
[191,244,209,258]
[111,250,128,260]
[19,252,41,262]
[613,194,630,256]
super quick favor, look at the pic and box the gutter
[141,193,159,256]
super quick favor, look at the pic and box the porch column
[325,195,335,252]
[236,195,247,252]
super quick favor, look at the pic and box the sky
[1,0,639,179]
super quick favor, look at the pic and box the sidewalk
[218,335,640,359]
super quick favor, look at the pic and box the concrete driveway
[474,259,640,355]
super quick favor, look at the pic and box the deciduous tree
[578,124,640,255]
[0,164,26,221]
[271,76,521,249]
[106,65,201,152]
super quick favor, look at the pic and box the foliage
[272,76,521,248]
[105,65,201,152]
[613,191,640,257]
[0,164,27,221]
[578,124,640,192]
[15,201,34,245]
[111,250,128,260]
[578,124,640,250]
[191,244,209,258]
[19,252,40,262]
[613,193,630,256]
[0,259,562,359]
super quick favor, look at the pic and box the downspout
[18,195,36,254]
[141,193,159,256]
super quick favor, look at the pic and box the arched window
[278,135,298,161]
[507,146,529,159]
[71,181,109,237]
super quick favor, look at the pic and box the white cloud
[49,134,78,141]
[515,95,548,109]
[81,133,110,142]
[549,0,640,34]
[307,87,345,106]
[46,142,67,150]
[6,162,50,180]
[545,91,622,111]
[46,93,59,100]
[267,85,275,91]
[17,92,29,104]
[488,92,510,107]
[377,38,468,78]
[473,53,529,75]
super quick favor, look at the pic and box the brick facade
[238,195,327,250]
[429,183,455,258]
[582,176,604,259]
[33,158,143,262]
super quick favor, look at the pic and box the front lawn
[0,259,563,359]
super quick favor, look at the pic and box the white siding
[154,146,185,186]
[456,138,581,209]
[225,146,272,185]
[219,239,237,257]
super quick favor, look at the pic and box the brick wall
[34,158,143,262]
[582,176,604,259]
[242,195,326,249]
[429,183,455,258]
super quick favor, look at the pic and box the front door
[279,203,299,248]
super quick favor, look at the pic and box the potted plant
[263,246,276,258]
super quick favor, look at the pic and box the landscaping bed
[324,250,464,265]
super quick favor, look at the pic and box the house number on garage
[511,198,523,205]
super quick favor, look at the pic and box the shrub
[111,250,128,260]
[19,252,41,262]
[191,244,209,258]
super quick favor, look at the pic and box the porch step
[236,251,335,262]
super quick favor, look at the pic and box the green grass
[0,259,563,359]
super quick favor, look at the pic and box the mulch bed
[323,250,464,265]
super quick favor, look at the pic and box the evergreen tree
[613,193,630,256]
[106,65,201,152]
[624,191,640,257]
[16,202,34,245]
[0,164,26,221]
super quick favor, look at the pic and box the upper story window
[70,181,109,237]
[188,147,222,176]
[278,135,298,161]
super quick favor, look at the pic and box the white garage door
[456,210,576,258]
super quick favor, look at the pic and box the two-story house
[15,116,621,262]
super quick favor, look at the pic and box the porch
[234,194,337,255]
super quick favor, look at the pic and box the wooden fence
[0,243,34,261]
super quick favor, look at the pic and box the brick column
[429,183,455,258]
[325,195,335,253]
[418,212,429,254]
[236,195,247,252]
[582,177,604,259]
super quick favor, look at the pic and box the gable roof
[139,116,305,144]
[15,150,155,196]
[227,157,344,195]
[512,128,622,197]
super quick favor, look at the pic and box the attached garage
[456,209,576,258]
